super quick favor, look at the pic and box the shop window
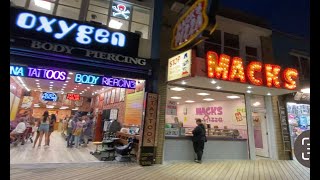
[131,22,149,39]
[28,0,55,15]
[90,0,110,8]
[245,46,258,65]
[224,32,239,49]
[207,30,222,44]
[88,4,109,15]
[56,5,80,20]
[132,6,150,25]
[290,54,310,80]
[204,42,221,55]
[109,17,129,31]
[11,0,27,7]
[59,0,82,8]
[86,11,108,25]
[224,47,239,57]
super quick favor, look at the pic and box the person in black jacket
[192,119,206,163]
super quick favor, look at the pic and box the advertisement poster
[166,101,177,115]
[111,89,116,104]
[233,107,247,125]
[21,96,33,109]
[115,88,121,103]
[107,91,112,104]
[167,49,192,81]
[104,91,108,104]
[120,88,126,102]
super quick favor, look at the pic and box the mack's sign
[171,0,218,50]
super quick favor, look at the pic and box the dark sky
[220,0,310,39]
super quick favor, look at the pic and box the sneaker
[195,160,202,164]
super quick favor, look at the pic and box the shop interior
[10,66,146,164]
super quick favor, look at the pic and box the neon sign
[74,73,136,89]
[42,92,58,102]
[112,2,132,20]
[15,11,126,47]
[171,0,218,50]
[66,93,81,101]
[10,65,67,81]
[206,51,299,90]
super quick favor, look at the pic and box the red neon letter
[207,51,230,80]
[283,68,298,90]
[229,57,246,82]
[265,64,281,88]
[247,61,263,86]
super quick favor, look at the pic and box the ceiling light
[63,84,67,86]
[69,72,73,75]
[108,19,123,29]
[46,105,54,109]
[36,83,40,85]
[181,81,187,85]
[91,85,94,87]
[197,93,210,96]
[301,88,310,93]
[216,86,222,89]
[170,87,185,91]
[227,95,240,99]
[17,77,22,81]
[203,98,214,101]
[35,80,39,82]
[87,87,90,89]
[177,102,180,105]
[253,102,261,107]
[34,0,52,10]
[78,83,82,84]
[92,93,94,95]
[171,96,181,99]
[66,81,69,83]
[74,88,77,90]
[72,90,74,91]
[247,86,252,89]
[267,93,271,96]
[50,82,53,83]
[72,107,79,111]
[67,77,71,79]
[211,80,217,84]
[61,92,64,94]
[50,85,53,86]
[185,100,195,103]
[246,90,252,93]
[84,89,87,91]
[80,93,83,95]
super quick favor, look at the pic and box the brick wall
[271,96,291,160]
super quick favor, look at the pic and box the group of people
[32,111,56,148]
[65,112,94,148]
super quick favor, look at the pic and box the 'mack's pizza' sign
[171,0,218,50]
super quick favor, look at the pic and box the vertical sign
[140,93,159,166]
[142,93,158,146]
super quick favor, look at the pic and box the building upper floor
[10,0,155,59]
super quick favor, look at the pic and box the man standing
[192,119,206,163]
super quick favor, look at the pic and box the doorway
[251,95,270,158]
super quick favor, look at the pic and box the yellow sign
[172,0,217,51]
[167,49,192,81]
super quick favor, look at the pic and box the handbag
[73,128,82,136]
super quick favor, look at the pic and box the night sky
[220,0,310,39]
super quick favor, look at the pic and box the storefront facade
[10,1,160,165]
[155,0,300,163]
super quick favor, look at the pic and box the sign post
[139,93,159,166]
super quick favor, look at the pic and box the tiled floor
[10,131,310,180]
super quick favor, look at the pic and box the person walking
[36,111,50,147]
[82,115,93,147]
[32,118,41,148]
[73,118,84,148]
[66,116,75,148]
[192,119,207,163]
[47,114,56,146]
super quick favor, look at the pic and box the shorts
[39,124,49,133]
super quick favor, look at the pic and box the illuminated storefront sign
[167,49,192,81]
[10,65,67,81]
[41,92,58,102]
[11,7,141,57]
[171,0,218,50]
[74,73,136,89]
[66,93,81,101]
[206,51,299,90]
[112,1,132,20]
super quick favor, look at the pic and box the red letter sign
[207,51,230,80]
[229,57,246,83]
[265,64,281,88]
[283,68,298,90]
[247,61,263,86]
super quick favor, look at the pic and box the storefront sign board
[74,73,136,89]
[171,0,218,50]
[166,101,177,115]
[142,93,158,147]
[10,64,68,81]
[66,93,80,101]
[41,92,58,102]
[11,7,140,57]
[167,49,192,81]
